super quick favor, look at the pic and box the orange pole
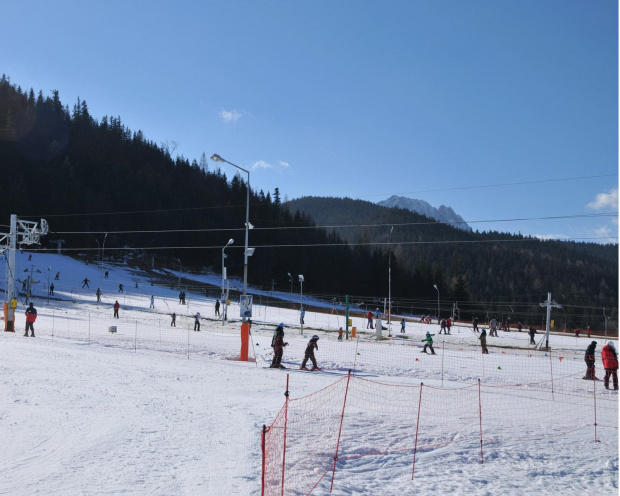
[240,322,249,361]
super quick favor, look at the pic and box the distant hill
[377,195,471,231]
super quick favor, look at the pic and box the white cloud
[252,160,273,170]
[251,160,290,171]
[586,188,618,210]
[534,233,571,241]
[219,109,242,123]
[591,226,612,237]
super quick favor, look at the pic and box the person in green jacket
[422,331,435,354]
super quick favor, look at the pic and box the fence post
[280,374,290,496]
[261,424,267,496]
[330,370,352,493]
[88,313,91,342]
[478,378,484,464]
[187,327,190,359]
[411,382,423,480]
[441,341,445,387]
[52,310,54,340]
[134,320,137,352]
[593,373,598,443]
[549,349,555,401]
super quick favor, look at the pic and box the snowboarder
[82,277,90,288]
[583,341,598,380]
[149,295,154,308]
[400,318,406,333]
[104,270,109,279]
[171,312,176,327]
[270,323,288,368]
[479,328,489,354]
[421,331,436,355]
[194,312,201,331]
[49,283,54,296]
[472,316,479,332]
[96,288,102,302]
[54,271,60,280]
[366,311,374,329]
[113,301,120,318]
[602,341,619,390]
[24,302,37,337]
[215,299,221,316]
[118,283,124,293]
[528,326,537,345]
[301,335,320,370]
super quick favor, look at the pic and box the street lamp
[211,153,254,320]
[222,238,234,322]
[433,284,440,323]
[388,225,393,328]
[298,274,304,335]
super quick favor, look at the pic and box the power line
[49,211,618,235]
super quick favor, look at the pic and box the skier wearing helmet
[270,324,288,369]
[422,331,436,355]
[301,335,321,370]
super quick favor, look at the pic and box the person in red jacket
[24,302,37,337]
[113,301,120,319]
[601,341,618,390]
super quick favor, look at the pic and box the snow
[0,251,618,495]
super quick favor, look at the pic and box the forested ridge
[0,76,617,328]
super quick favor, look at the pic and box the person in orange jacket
[602,341,618,390]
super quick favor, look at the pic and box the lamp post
[222,238,234,322]
[298,274,304,335]
[287,272,293,299]
[177,259,182,289]
[433,284,440,323]
[100,232,108,290]
[211,154,253,320]
[388,225,393,329]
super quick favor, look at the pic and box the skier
[82,277,90,288]
[171,312,176,327]
[366,311,374,329]
[517,321,523,332]
[421,331,436,355]
[270,323,288,368]
[446,317,452,334]
[300,308,305,325]
[215,299,221,316]
[150,295,154,308]
[104,271,109,279]
[24,302,37,337]
[300,335,320,370]
[400,318,406,333]
[49,283,54,296]
[118,283,124,293]
[113,301,120,318]
[439,319,447,334]
[583,341,598,380]
[96,288,102,302]
[338,327,344,341]
[194,312,201,331]
[489,318,498,337]
[528,326,538,345]
[479,328,489,354]
[601,341,619,390]
[54,271,60,280]
[586,325,592,338]
[472,316,479,332]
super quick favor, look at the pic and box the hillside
[285,196,618,327]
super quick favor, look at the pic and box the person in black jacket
[270,324,288,368]
[584,341,598,380]
[301,335,320,370]
[528,326,537,345]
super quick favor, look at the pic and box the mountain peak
[377,196,471,231]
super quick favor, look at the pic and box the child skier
[301,335,320,370]
[479,328,489,354]
[270,323,288,368]
[421,331,436,355]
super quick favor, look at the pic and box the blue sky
[2,0,618,242]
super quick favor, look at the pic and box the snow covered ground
[0,251,617,495]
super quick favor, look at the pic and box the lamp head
[227,238,234,246]
[210,153,225,163]
[433,284,438,290]
[298,274,304,282]
[246,221,254,230]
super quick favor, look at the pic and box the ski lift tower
[539,292,562,351]
[2,215,48,332]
